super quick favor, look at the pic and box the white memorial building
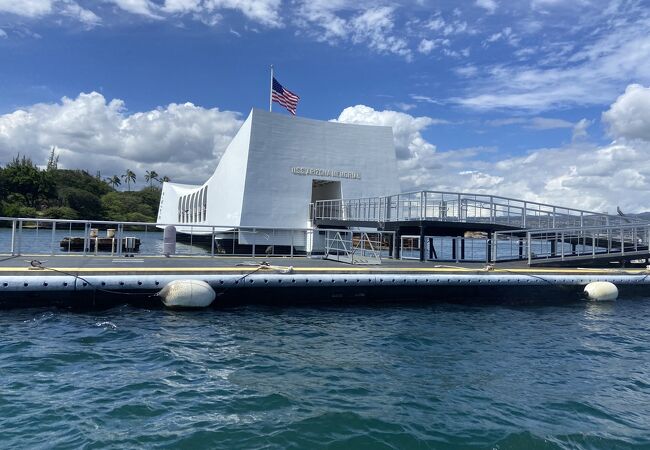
[156,108,399,246]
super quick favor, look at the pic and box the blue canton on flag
[272,78,300,115]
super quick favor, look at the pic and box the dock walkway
[2,254,650,308]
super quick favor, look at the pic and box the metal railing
[399,235,491,262]
[492,223,650,264]
[313,190,641,229]
[323,229,394,264]
[0,217,317,258]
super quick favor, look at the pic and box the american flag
[272,77,300,115]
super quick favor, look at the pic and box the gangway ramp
[493,223,650,267]
[313,190,637,231]
[313,190,648,265]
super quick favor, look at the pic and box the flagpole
[269,65,274,112]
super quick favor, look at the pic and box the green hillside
[0,153,169,223]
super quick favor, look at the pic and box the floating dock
[1,254,649,309]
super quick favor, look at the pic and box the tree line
[0,151,171,223]
[105,169,170,191]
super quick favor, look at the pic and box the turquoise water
[2,302,650,449]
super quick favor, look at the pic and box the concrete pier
[1,254,650,308]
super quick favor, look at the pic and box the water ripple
[2,302,650,449]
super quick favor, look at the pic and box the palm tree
[106,175,121,189]
[144,170,159,187]
[160,175,171,183]
[122,169,136,191]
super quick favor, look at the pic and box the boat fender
[583,281,618,301]
[158,280,216,308]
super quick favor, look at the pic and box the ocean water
[2,301,650,449]
[0,227,209,256]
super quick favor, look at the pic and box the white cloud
[0,0,100,26]
[162,0,202,13]
[331,101,650,212]
[61,1,101,27]
[572,118,590,141]
[0,28,7,38]
[162,0,283,27]
[418,39,435,54]
[109,0,159,18]
[206,0,282,27]
[530,0,566,10]
[410,94,443,105]
[403,138,650,212]
[294,2,411,59]
[486,116,574,130]
[293,0,349,41]
[332,104,436,160]
[455,65,478,78]
[424,14,468,36]
[3,93,650,212]
[0,92,243,185]
[425,16,445,32]
[350,7,411,59]
[0,0,53,17]
[475,0,497,14]
[416,12,472,58]
[486,117,526,127]
[484,26,517,46]
[0,0,283,30]
[602,84,650,142]
[456,12,650,111]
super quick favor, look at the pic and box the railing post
[116,224,122,256]
[560,232,564,260]
[552,207,556,228]
[523,202,527,228]
[18,220,24,255]
[621,227,624,256]
[397,194,401,220]
[85,222,91,256]
[458,193,462,221]
[10,220,16,256]
[592,231,595,258]
[50,221,57,255]
[211,226,215,257]
[420,191,424,220]
[527,232,532,265]
[490,196,494,223]
[608,229,612,253]
[490,232,496,263]
[423,191,428,219]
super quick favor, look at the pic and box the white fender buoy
[584,281,618,301]
[158,280,216,308]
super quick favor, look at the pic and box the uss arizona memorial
[157,107,400,246]
[157,108,645,264]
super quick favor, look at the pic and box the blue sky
[1,0,650,211]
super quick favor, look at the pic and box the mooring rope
[217,261,294,297]
[28,259,154,297]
